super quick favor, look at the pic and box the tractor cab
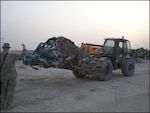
[102,37,132,69]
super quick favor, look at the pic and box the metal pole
[0,38,5,52]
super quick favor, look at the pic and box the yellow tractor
[81,36,134,71]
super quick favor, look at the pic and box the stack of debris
[132,47,150,63]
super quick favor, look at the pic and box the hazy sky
[1,1,149,50]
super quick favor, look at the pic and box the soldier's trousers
[0,78,16,109]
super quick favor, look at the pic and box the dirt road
[1,60,149,112]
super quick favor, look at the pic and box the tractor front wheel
[122,58,135,76]
[96,57,113,81]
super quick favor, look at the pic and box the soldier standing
[0,43,27,110]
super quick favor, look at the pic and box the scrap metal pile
[132,48,150,60]
[24,36,104,79]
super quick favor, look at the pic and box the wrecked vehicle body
[23,36,103,79]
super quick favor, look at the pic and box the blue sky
[1,1,149,50]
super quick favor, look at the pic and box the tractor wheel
[97,57,113,81]
[73,70,85,78]
[122,58,135,76]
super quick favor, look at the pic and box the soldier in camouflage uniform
[0,43,27,110]
[115,42,121,62]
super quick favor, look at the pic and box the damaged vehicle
[23,36,135,81]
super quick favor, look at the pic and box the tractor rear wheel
[122,58,135,76]
[96,57,113,81]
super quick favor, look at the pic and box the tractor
[23,36,135,81]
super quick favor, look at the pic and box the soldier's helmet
[2,43,11,48]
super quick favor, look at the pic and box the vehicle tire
[122,58,135,76]
[72,70,85,78]
[96,57,113,81]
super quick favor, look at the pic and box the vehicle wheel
[72,70,85,78]
[122,58,135,76]
[96,57,113,81]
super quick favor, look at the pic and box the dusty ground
[1,59,149,112]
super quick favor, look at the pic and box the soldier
[0,43,27,110]
[115,42,121,62]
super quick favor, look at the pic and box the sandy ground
[1,59,149,112]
